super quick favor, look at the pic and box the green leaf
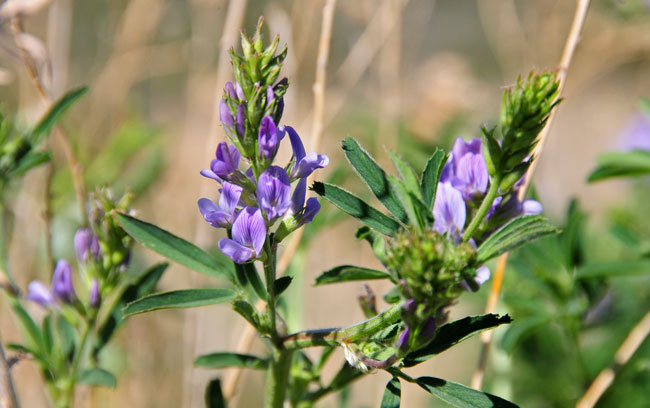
[403,314,512,367]
[415,376,519,408]
[388,176,423,231]
[77,368,117,388]
[11,151,51,177]
[10,300,44,353]
[575,260,650,280]
[342,137,407,223]
[115,212,233,281]
[356,226,389,264]
[274,276,293,296]
[381,378,401,408]
[242,263,267,301]
[501,315,550,352]
[95,263,166,353]
[205,378,227,408]
[194,352,268,370]
[587,150,650,182]
[477,215,560,263]
[311,182,401,236]
[6,343,47,365]
[123,289,236,316]
[232,300,259,328]
[420,149,447,209]
[389,151,421,199]
[31,87,88,145]
[314,265,392,286]
[56,315,76,359]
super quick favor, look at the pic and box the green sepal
[420,148,447,209]
[388,151,421,199]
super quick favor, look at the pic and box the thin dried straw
[0,331,17,408]
[222,0,337,400]
[470,0,591,390]
[576,309,650,407]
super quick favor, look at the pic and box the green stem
[462,174,502,242]
[282,303,403,350]
[0,200,16,287]
[263,241,278,344]
[63,321,92,407]
[265,348,293,408]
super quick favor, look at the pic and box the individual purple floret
[225,82,237,100]
[236,104,246,137]
[475,266,490,285]
[198,182,243,228]
[258,116,285,159]
[74,228,100,262]
[25,281,54,307]
[235,81,246,101]
[257,166,292,220]
[218,207,267,263]
[441,137,488,200]
[488,192,542,222]
[220,99,235,136]
[52,260,75,303]
[89,278,100,308]
[397,327,410,353]
[620,113,650,151]
[433,182,467,237]
[201,142,241,181]
[287,127,329,179]
[300,198,321,225]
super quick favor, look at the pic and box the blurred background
[1,0,650,406]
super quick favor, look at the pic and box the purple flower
[433,182,466,237]
[218,207,267,263]
[620,113,650,151]
[452,153,488,200]
[300,198,321,225]
[225,82,237,100]
[488,192,542,222]
[475,266,490,285]
[25,281,54,307]
[89,278,100,308]
[397,327,410,352]
[287,127,329,178]
[198,182,243,228]
[235,82,246,101]
[201,142,241,181]
[220,99,235,136]
[51,260,75,303]
[74,228,100,262]
[257,166,292,220]
[441,137,488,200]
[258,116,285,159]
[236,103,246,137]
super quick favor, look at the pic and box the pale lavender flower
[74,228,101,262]
[441,137,483,182]
[475,266,490,285]
[201,142,241,181]
[25,281,54,307]
[198,182,243,228]
[433,182,466,237]
[218,207,267,263]
[620,113,650,151]
[258,116,285,159]
[89,278,100,308]
[452,153,488,200]
[235,81,246,101]
[51,260,75,303]
[257,166,292,220]
[219,100,235,136]
[287,127,329,178]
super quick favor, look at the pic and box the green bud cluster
[0,114,40,188]
[88,189,134,288]
[482,72,560,191]
[226,17,288,158]
[385,228,477,310]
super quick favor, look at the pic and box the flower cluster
[198,20,328,264]
[26,189,134,311]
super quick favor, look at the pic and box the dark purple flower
[198,182,243,228]
[218,207,267,263]
[397,327,411,353]
[258,116,285,159]
[201,142,241,181]
[290,177,307,215]
[257,166,292,220]
[287,126,329,178]
[236,103,246,137]
[300,198,320,225]
[51,260,75,303]
[433,182,466,237]
[89,278,100,308]
[74,228,101,262]
[25,281,54,307]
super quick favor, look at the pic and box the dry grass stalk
[0,332,17,408]
[470,0,592,391]
[576,310,650,408]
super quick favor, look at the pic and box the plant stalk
[462,174,502,242]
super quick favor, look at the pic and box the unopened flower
[74,228,100,262]
[25,281,54,307]
[257,166,292,220]
[258,116,285,159]
[287,127,329,179]
[218,207,266,263]
[433,182,466,237]
[201,142,241,181]
[89,278,100,308]
[198,182,243,228]
[52,260,75,303]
